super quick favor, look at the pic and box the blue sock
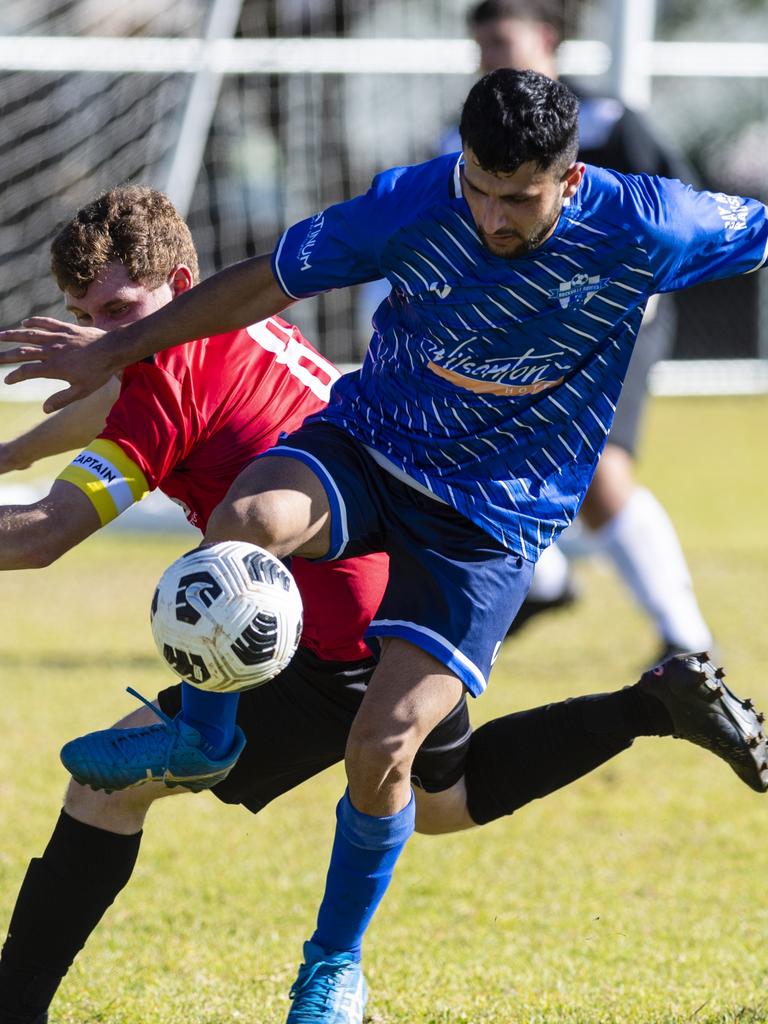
[311,788,415,960]
[180,684,239,759]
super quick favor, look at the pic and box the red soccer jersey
[99,317,387,661]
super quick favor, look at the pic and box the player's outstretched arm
[0,376,120,474]
[0,255,292,413]
[0,480,101,570]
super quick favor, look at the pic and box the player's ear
[168,265,194,297]
[561,162,585,198]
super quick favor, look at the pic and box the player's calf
[64,774,175,835]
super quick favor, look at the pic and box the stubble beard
[480,199,563,259]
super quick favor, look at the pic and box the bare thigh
[205,453,333,559]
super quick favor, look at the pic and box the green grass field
[1,396,767,1023]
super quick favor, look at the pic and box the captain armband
[56,438,150,527]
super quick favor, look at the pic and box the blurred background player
[450,0,714,663]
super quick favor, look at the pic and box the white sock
[594,487,713,651]
[527,543,572,602]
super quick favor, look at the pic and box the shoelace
[126,686,176,727]
[102,687,179,764]
[289,958,355,1013]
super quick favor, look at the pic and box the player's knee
[206,454,329,555]
[344,726,415,793]
[205,492,284,549]
[64,777,159,832]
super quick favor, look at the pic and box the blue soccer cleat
[60,688,246,794]
[286,941,368,1024]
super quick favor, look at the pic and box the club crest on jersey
[549,272,603,309]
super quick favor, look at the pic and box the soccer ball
[150,541,303,693]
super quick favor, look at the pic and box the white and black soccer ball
[150,541,303,693]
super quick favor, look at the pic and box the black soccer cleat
[639,652,768,793]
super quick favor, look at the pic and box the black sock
[465,685,672,826]
[619,679,675,737]
[0,810,142,1023]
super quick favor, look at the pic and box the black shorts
[157,647,472,813]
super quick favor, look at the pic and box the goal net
[0,1,212,331]
[0,0,477,364]
[0,0,765,374]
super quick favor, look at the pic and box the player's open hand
[0,317,111,413]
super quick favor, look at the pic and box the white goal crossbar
[0,37,601,75]
[1,37,767,79]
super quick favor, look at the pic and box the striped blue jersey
[272,154,768,559]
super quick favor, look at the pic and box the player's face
[473,17,557,76]
[461,146,583,258]
[64,260,191,332]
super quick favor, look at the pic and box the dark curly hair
[459,68,579,175]
[50,185,199,297]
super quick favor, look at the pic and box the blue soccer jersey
[272,154,768,559]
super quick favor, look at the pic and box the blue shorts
[266,423,534,697]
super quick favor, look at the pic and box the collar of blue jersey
[450,154,463,199]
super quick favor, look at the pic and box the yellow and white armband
[57,438,150,527]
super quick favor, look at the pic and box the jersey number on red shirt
[247,319,340,402]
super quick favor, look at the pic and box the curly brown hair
[50,185,200,297]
